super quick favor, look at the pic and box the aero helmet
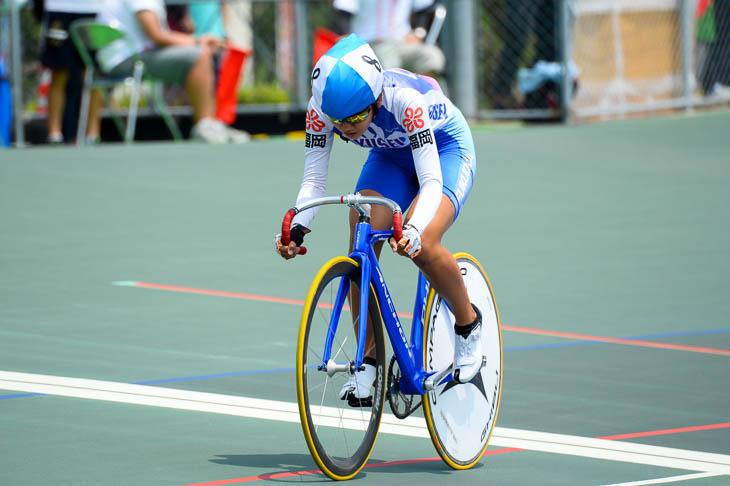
[311,34,384,121]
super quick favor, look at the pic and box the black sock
[455,321,477,337]
[454,304,482,337]
[363,356,377,367]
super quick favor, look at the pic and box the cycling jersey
[293,68,475,234]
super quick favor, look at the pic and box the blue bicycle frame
[281,194,444,395]
[320,215,432,395]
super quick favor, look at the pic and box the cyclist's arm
[292,102,335,229]
[398,96,442,234]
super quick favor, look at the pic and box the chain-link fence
[569,0,730,119]
[476,0,568,119]
[2,0,729,145]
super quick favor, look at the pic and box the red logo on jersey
[403,107,425,133]
[306,109,326,132]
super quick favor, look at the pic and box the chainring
[386,355,422,419]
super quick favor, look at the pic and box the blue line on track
[2,328,728,400]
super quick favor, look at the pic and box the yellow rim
[421,252,504,469]
[295,256,384,480]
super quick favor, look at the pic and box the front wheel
[422,253,503,469]
[296,257,387,480]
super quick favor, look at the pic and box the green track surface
[1,111,729,485]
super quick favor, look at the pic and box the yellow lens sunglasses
[329,105,371,125]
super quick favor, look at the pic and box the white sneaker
[191,118,229,144]
[222,125,251,144]
[339,363,376,407]
[453,304,483,384]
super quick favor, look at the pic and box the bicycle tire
[296,257,387,480]
[421,252,503,469]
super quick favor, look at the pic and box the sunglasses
[329,106,371,125]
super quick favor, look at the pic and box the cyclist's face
[331,106,373,140]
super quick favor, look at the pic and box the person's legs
[137,45,215,122]
[47,68,69,141]
[85,88,103,141]
[184,44,217,122]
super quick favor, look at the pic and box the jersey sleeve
[291,100,335,229]
[395,91,443,235]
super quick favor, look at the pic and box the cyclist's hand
[274,236,300,259]
[389,224,421,259]
[273,224,310,260]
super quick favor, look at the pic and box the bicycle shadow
[209,453,476,480]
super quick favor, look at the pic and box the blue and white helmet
[311,34,384,120]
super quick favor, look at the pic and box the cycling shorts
[355,117,476,221]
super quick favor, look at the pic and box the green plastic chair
[69,19,183,145]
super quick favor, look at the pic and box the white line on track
[2,370,730,476]
[598,472,723,485]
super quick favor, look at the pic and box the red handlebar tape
[280,209,307,255]
[392,212,403,241]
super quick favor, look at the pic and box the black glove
[289,224,309,247]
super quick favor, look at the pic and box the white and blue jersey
[294,68,476,234]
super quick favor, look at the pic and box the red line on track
[182,423,730,486]
[183,448,521,486]
[599,422,730,441]
[126,281,730,357]
[135,282,307,306]
[502,325,730,356]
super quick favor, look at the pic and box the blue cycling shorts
[355,116,476,221]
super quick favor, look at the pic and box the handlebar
[281,194,404,254]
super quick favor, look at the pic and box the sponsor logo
[376,268,412,361]
[306,109,325,132]
[361,55,382,72]
[305,133,326,148]
[373,365,383,412]
[403,107,425,133]
[428,103,447,121]
[409,129,434,150]
[351,137,408,149]
[454,160,472,202]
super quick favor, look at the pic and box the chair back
[69,20,128,70]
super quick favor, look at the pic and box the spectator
[492,0,556,109]
[698,0,730,97]
[97,0,249,143]
[331,0,446,76]
[40,0,103,144]
[189,2,230,41]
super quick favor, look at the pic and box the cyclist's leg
[407,194,477,327]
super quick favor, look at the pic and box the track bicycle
[280,193,503,480]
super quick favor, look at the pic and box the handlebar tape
[281,209,307,255]
[393,212,403,241]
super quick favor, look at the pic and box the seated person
[332,0,445,76]
[97,0,248,143]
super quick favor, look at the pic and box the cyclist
[275,34,482,403]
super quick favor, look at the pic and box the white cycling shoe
[339,363,376,407]
[453,304,484,384]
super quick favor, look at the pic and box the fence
[1,0,729,146]
[477,0,730,120]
